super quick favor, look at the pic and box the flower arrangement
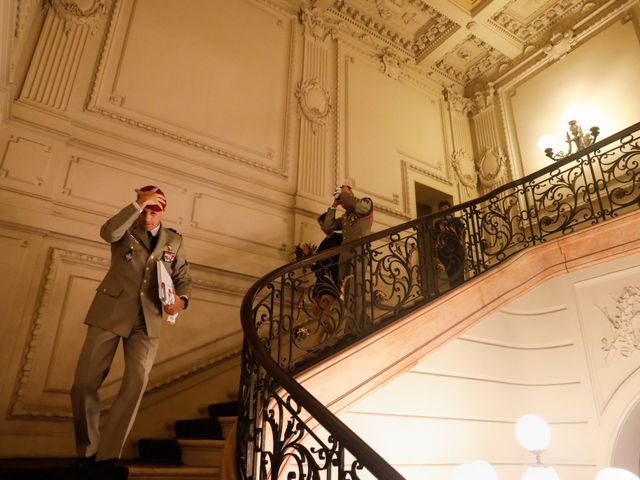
[293,242,318,261]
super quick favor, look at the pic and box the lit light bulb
[522,466,560,480]
[452,460,498,480]
[537,134,558,152]
[596,468,640,480]
[561,105,602,127]
[515,415,551,453]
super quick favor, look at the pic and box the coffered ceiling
[314,0,629,91]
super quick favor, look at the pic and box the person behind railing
[310,213,343,336]
[434,199,466,288]
[319,182,374,334]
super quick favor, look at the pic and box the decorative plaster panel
[490,0,589,43]
[332,0,457,57]
[574,266,640,413]
[191,191,289,252]
[11,246,251,418]
[435,35,510,85]
[45,0,107,32]
[19,4,93,110]
[0,233,32,364]
[61,156,187,224]
[88,0,296,177]
[343,54,447,214]
[12,248,111,417]
[0,136,52,188]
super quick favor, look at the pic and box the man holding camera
[319,182,373,335]
[320,182,373,247]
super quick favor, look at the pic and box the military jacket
[321,192,373,244]
[85,203,192,338]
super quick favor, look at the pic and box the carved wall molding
[19,2,95,110]
[413,18,459,58]
[332,1,413,53]
[300,5,339,41]
[443,86,474,115]
[599,286,640,360]
[490,0,587,44]
[295,79,333,127]
[337,34,442,95]
[450,148,478,189]
[401,157,452,187]
[543,29,575,60]
[44,0,108,33]
[435,35,510,85]
[146,348,242,393]
[331,0,457,58]
[476,146,507,188]
[378,47,411,79]
[471,82,496,114]
[11,247,109,418]
[0,135,52,188]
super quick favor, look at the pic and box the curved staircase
[0,400,237,480]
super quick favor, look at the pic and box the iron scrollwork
[238,122,640,479]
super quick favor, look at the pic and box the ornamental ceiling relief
[317,0,630,197]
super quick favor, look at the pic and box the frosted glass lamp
[515,414,551,453]
[452,461,498,480]
[537,134,558,152]
[595,468,640,480]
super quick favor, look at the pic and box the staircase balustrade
[238,122,640,479]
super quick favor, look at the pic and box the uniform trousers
[70,313,159,460]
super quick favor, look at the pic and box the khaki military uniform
[71,202,192,460]
[320,192,373,333]
[320,192,373,246]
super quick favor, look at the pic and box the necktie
[147,231,158,251]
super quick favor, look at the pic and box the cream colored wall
[2,0,638,464]
[340,250,640,480]
[0,0,462,457]
[0,0,298,457]
[502,16,640,176]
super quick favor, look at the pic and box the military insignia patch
[163,250,176,262]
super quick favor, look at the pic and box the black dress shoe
[70,454,96,473]
[87,458,119,480]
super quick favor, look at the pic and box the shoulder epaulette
[168,228,182,235]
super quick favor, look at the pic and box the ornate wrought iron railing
[238,122,640,479]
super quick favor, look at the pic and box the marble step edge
[128,464,220,479]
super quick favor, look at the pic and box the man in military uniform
[320,183,373,250]
[320,183,373,334]
[70,185,192,476]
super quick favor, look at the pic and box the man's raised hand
[135,187,166,209]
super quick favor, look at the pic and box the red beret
[138,185,166,212]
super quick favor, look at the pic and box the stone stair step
[128,464,220,480]
[178,439,225,467]
[207,401,238,418]
[217,416,236,439]
[137,438,182,465]
[175,418,222,440]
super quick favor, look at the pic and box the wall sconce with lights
[451,414,640,480]
[539,120,600,161]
